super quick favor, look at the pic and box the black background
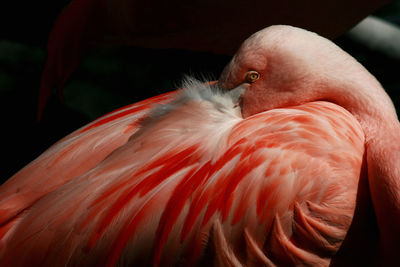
[0,1,399,182]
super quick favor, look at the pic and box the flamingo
[0,25,398,266]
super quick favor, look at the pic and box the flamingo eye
[245,71,260,83]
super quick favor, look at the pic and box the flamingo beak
[227,83,248,116]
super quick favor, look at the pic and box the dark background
[0,1,399,182]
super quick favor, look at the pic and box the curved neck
[322,67,398,142]
[332,69,400,259]
[366,123,400,260]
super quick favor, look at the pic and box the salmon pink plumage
[1,25,399,266]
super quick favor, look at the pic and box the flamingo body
[0,81,365,266]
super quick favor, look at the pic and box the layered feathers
[0,80,365,266]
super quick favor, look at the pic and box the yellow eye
[245,71,260,83]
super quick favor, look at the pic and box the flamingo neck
[335,74,400,259]
[364,121,400,261]
[322,69,398,142]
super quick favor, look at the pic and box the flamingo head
[218,25,395,120]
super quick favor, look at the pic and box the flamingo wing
[0,83,365,266]
[0,91,176,228]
